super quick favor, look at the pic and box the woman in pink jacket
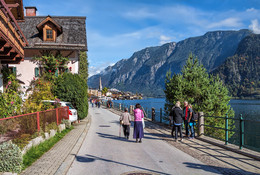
[133,103,144,143]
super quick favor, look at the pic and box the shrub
[53,73,88,120]
[46,122,58,133]
[12,134,31,150]
[0,73,23,118]
[23,78,55,113]
[62,119,71,129]
[0,142,22,173]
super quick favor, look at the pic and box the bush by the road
[0,142,22,173]
[53,73,88,120]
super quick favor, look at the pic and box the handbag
[142,118,145,128]
[120,120,124,125]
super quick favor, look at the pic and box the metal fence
[204,114,260,152]
[108,101,260,152]
[0,106,69,143]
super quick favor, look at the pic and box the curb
[54,114,92,175]
[196,136,260,161]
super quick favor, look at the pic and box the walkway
[21,117,91,175]
[67,107,220,175]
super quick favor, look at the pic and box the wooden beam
[7,3,19,9]
[1,56,22,64]
[0,47,12,56]
[0,52,17,60]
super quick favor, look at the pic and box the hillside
[88,29,251,97]
[213,34,260,98]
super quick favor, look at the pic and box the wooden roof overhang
[0,0,27,64]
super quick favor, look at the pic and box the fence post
[160,108,162,123]
[240,114,244,149]
[152,108,155,121]
[56,108,59,125]
[225,113,229,145]
[198,112,204,137]
[37,112,40,132]
[67,106,70,119]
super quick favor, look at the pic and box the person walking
[173,101,184,141]
[188,104,195,139]
[133,103,144,143]
[183,101,192,137]
[119,108,132,139]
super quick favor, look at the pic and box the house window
[46,29,53,40]
[35,67,39,77]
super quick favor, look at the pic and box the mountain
[88,29,252,97]
[213,34,260,98]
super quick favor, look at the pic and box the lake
[113,98,260,120]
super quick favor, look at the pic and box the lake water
[113,98,260,120]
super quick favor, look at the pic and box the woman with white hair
[173,101,184,141]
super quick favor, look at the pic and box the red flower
[69,67,72,71]
[33,77,35,80]
[49,70,51,73]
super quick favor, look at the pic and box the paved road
[67,107,220,175]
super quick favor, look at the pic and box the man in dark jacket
[173,101,183,141]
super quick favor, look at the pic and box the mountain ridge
[88,29,253,97]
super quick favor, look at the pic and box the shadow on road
[96,132,165,142]
[183,162,260,175]
[75,154,172,175]
[96,132,136,142]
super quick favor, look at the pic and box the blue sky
[24,0,260,76]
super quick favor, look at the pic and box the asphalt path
[67,107,220,175]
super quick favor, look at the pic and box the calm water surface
[113,98,260,120]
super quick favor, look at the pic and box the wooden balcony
[0,0,27,64]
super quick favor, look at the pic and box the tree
[102,87,108,95]
[53,73,88,120]
[164,54,234,138]
[78,51,88,82]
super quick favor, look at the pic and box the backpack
[192,111,198,122]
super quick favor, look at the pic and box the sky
[23,0,260,76]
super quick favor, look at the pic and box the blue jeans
[189,122,195,138]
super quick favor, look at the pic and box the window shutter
[35,67,39,77]
[55,69,58,77]
[12,67,16,76]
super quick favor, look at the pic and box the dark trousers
[122,125,130,137]
[184,120,190,136]
[175,125,183,139]
[171,125,175,137]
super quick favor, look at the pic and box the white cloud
[207,18,243,29]
[249,19,260,34]
[246,8,256,12]
[123,8,155,19]
[159,35,172,45]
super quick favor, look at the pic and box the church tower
[99,77,102,91]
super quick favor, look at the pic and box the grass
[22,127,73,170]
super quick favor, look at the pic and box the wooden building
[0,0,27,92]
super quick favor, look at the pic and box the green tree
[102,87,108,95]
[165,54,234,138]
[78,51,88,82]
[53,73,88,120]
